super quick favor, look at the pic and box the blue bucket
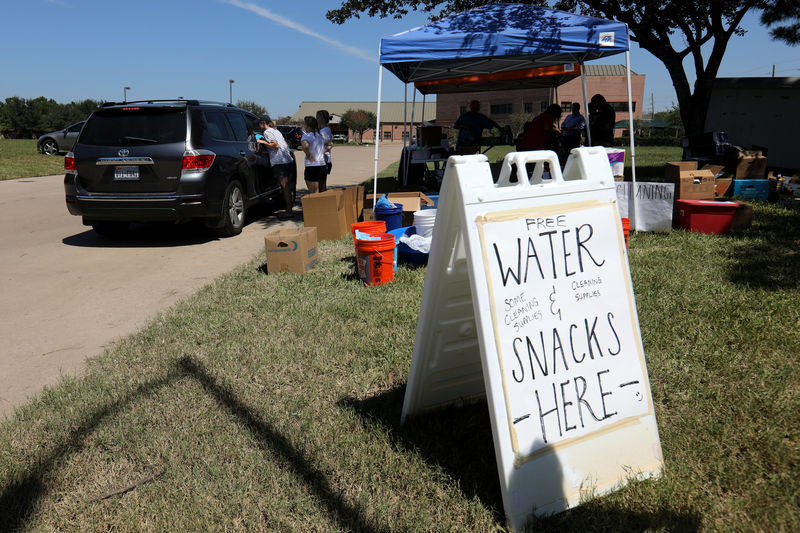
[374,202,403,231]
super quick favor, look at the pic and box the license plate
[114,166,139,180]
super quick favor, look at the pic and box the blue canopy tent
[373,3,640,227]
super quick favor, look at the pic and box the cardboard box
[339,185,364,228]
[665,160,699,182]
[365,192,435,226]
[665,161,716,200]
[725,150,768,178]
[715,177,732,197]
[702,164,726,177]
[264,227,318,274]
[301,189,348,241]
[676,171,715,200]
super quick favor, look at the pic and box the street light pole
[123,86,130,103]
[229,80,234,104]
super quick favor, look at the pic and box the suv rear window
[80,107,186,146]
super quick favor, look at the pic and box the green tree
[236,100,268,117]
[0,97,34,138]
[340,109,377,143]
[327,1,799,136]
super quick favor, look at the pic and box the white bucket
[413,209,437,237]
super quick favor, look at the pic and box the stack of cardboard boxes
[666,160,754,231]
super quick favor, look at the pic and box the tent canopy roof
[380,3,629,84]
[413,63,581,95]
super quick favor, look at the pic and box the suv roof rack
[100,100,235,108]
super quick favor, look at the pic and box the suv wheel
[91,220,129,237]
[41,139,59,155]
[219,180,245,236]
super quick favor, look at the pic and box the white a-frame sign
[401,148,663,531]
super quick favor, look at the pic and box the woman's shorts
[304,165,327,182]
[272,163,292,180]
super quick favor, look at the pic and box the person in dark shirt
[589,94,616,147]
[560,102,586,153]
[453,100,499,154]
[518,104,563,151]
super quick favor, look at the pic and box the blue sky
[1,1,797,118]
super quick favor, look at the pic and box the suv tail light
[181,150,216,172]
[65,152,77,175]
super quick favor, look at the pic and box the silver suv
[64,100,295,236]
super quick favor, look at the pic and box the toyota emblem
[118,148,130,157]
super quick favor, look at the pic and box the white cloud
[225,0,376,63]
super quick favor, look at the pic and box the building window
[609,101,636,112]
[523,103,533,113]
[561,102,572,113]
[383,131,392,140]
[490,103,513,115]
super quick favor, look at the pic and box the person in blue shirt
[560,102,586,154]
[453,100,499,154]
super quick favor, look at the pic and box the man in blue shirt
[453,100,499,154]
[560,103,586,154]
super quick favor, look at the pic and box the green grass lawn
[1,200,798,530]
[1,145,799,530]
[0,139,64,180]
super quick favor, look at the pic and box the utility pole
[651,93,655,119]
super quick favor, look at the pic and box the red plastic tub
[676,199,738,235]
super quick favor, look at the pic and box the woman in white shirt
[316,109,333,176]
[300,116,327,193]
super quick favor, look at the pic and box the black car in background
[64,100,296,237]
[276,125,302,149]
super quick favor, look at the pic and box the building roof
[582,64,639,76]
[291,101,437,124]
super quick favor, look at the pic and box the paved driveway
[0,143,403,417]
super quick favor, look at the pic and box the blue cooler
[732,179,769,201]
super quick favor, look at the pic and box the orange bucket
[621,218,630,248]
[355,233,396,286]
[351,220,386,242]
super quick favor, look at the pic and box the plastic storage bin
[732,179,769,201]
[676,199,738,235]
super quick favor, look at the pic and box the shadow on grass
[1,357,386,533]
[725,205,800,289]
[339,255,362,282]
[340,386,700,532]
[339,386,504,521]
